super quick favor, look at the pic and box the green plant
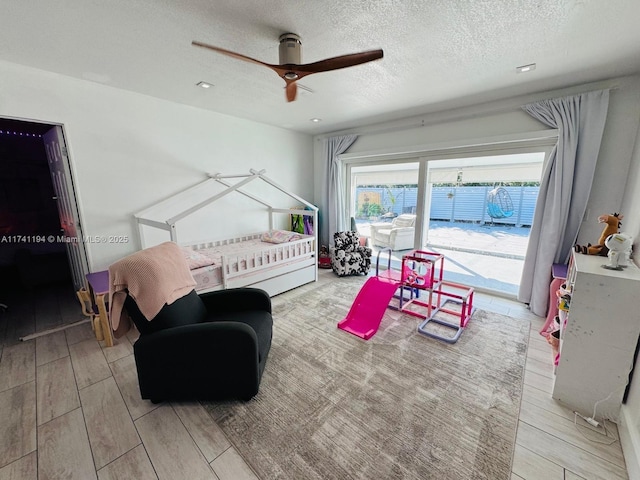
[357,195,370,218]
[385,187,397,212]
[368,203,383,216]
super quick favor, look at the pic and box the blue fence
[355,185,539,227]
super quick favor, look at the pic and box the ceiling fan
[192,33,383,102]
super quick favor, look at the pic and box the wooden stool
[76,288,104,341]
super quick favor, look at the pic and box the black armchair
[125,287,273,403]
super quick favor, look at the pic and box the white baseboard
[19,318,91,342]
[620,404,640,480]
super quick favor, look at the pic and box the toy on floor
[406,253,474,345]
[542,282,570,366]
[574,213,623,256]
[318,245,332,269]
[546,323,560,366]
[336,275,402,340]
[540,263,568,338]
[337,248,427,340]
[337,249,475,343]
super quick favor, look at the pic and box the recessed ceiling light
[310,118,322,123]
[196,81,213,88]
[516,63,536,73]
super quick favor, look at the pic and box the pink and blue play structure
[337,249,475,343]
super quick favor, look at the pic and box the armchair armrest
[388,227,416,251]
[199,287,271,314]
[390,227,415,236]
[133,322,261,400]
[368,223,387,235]
[369,222,388,228]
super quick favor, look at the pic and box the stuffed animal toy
[574,212,623,256]
[603,232,633,269]
[318,245,332,269]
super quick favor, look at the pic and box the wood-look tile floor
[0,282,257,480]
[0,274,629,479]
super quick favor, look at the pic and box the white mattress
[187,234,314,291]
[191,264,223,291]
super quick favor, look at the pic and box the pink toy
[339,250,451,340]
[337,248,418,340]
[338,249,475,342]
[398,250,444,319]
[337,276,402,340]
[540,263,568,337]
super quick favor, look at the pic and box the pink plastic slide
[337,276,401,340]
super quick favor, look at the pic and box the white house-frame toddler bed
[135,169,318,297]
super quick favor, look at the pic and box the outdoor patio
[358,220,530,297]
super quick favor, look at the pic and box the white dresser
[552,250,640,421]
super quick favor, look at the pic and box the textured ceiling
[2,0,640,134]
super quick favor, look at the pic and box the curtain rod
[350,119,426,137]
[316,79,622,141]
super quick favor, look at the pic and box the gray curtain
[322,134,358,246]
[518,89,610,316]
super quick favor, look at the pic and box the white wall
[620,122,640,252]
[618,115,640,480]
[312,75,640,477]
[0,60,313,270]
[313,75,640,249]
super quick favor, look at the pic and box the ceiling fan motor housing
[192,32,382,102]
[279,33,302,65]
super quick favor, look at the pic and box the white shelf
[552,251,640,421]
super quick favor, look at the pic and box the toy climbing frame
[396,250,444,320]
[417,281,475,344]
[338,248,475,342]
[387,250,475,344]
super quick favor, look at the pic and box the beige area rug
[204,276,529,480]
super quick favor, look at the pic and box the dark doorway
[0,118,78,345]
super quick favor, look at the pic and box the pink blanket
[109,242,196,338]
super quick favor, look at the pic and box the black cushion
[125,289,206,335]
[128,287,273,401]
[211,310,273,362]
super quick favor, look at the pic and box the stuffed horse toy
[574,212,623,256]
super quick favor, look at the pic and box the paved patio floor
[359,221,531,297]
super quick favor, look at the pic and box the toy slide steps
[337,277,400,340]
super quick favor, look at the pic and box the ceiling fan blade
[285,82,297,102]
[192,41,277,70]
[270,49,383,98]
[293,49,383,74]
[192,39,383,103]
[192,40,296,92]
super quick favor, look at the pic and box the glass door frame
[340,133,559,294]
[345,144,555,251]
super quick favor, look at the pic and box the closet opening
[0,117,88,342]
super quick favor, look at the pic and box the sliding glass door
[424,152,544,295]
[345,148,548,296]
[349,162,419,250]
